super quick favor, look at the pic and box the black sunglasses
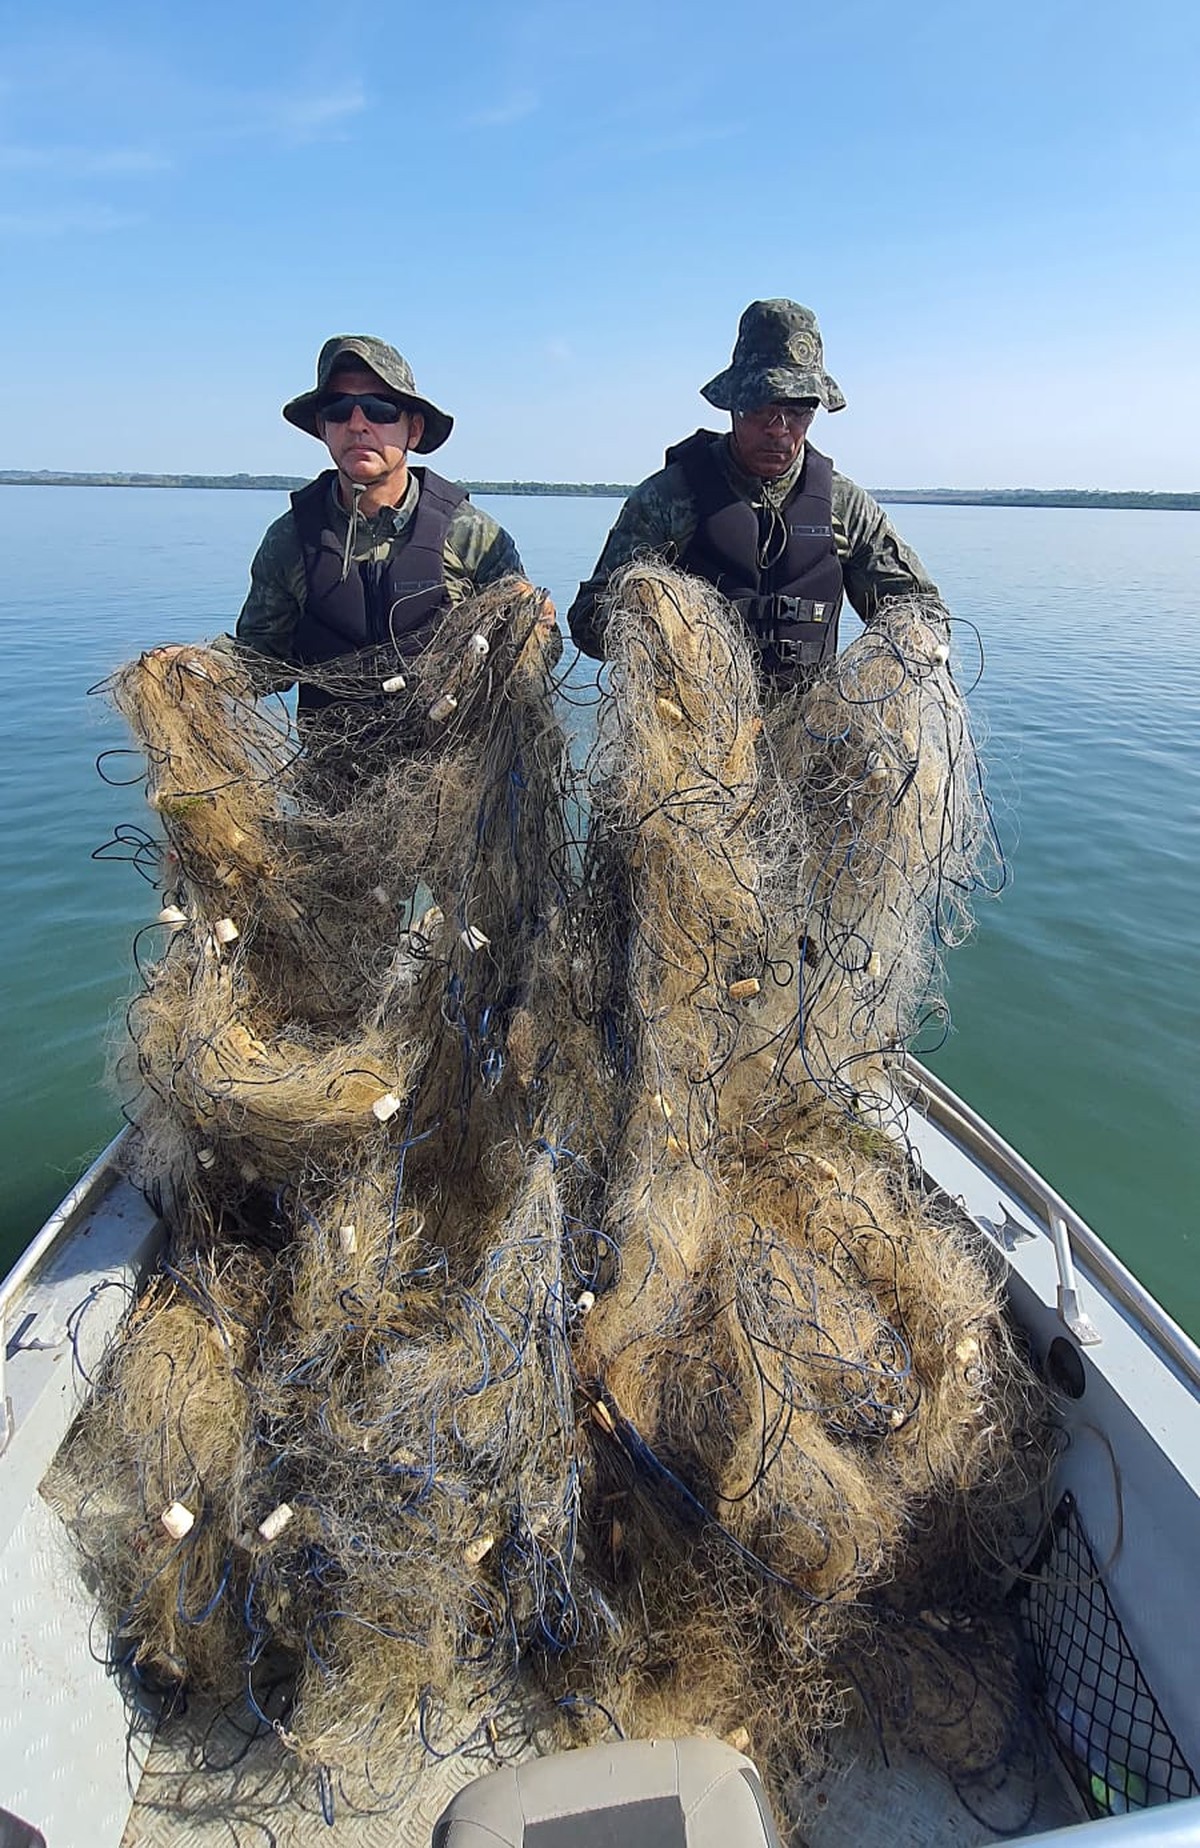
[317,392,408,425]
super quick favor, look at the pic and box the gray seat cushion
[431,1738,781,1847]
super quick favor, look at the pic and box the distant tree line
[0,470,634,495]
[0,470,309,490]
[874,487,1200,511]
[1,471,1197,511]
[463,480,634,497]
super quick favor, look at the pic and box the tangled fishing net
[62,564,1051,1825]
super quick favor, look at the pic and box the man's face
[316,365,426,485]
[730,400,817,479]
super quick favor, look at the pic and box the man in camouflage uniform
[237,334,548,711]
[568,300,946,686]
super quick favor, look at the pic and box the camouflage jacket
[566,433,947,657]
[234,470,525,686]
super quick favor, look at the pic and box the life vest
[290,467,466,711]
[667,431,844,685]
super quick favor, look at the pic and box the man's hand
[513,579,558,631]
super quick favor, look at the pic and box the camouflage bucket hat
[283,334,454,452]
[701,299,846,415]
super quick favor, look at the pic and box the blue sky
[0,0,1196,488]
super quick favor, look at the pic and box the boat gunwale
[901,1055,1200,1395]
[0,1130,128,1314]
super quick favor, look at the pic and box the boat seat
[0,1808,46,1848]
[431,1737,781,1847]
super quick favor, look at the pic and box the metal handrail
[0,1131,131,1460]
[0,1129,128,1317]
[905,1057,1200,1395]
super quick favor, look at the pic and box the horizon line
[1,470,1199,508]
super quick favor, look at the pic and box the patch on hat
[787,330,819,367]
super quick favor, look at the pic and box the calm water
[2,486,1197,1336]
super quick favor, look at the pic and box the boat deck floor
[119,1695,1084,1846]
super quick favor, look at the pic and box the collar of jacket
[717,433,808,509]
[324,470,421,554]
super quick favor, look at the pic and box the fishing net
[63,565,1050,1824]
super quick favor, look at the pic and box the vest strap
[289,468,465,710]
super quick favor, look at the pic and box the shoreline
[1,471,1198,512]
